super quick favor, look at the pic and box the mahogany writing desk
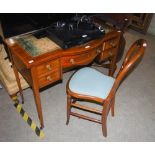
[5,26,121,128]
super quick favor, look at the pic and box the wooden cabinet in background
[130,13,153,34]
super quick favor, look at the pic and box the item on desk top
[33,37,60,54]
[16,37,39,56]
[46,19,105,49]
[15,35,61,57]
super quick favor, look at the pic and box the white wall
[148,13,155,36]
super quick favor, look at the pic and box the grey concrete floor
[0,29,155,141]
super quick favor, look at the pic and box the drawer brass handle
[47,76,52,81]
[109,41,115,47]
[46,64,52,71]
[109,51,113,56]
[96,49,101,54]
[70,59,75,64]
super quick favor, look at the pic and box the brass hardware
[109,51,113,56]
[28,60,34,64]
[96,49,101,54]
[70,59,75,64]
[46,64,52,71]
[109,41,115,47]
[47,76,52,81]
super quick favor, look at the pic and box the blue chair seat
[69,67,115,99]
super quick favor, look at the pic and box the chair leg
[66,94,71,125]
[111,97,115,117]
[101,110,107,137]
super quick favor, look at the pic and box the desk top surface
[6,23,114,58]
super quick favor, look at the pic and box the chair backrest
[106,39,147,101]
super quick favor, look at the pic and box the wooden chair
[66,39,147,137]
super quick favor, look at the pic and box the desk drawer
[38,70,61,87]
[37,59,60,76]
[104,37,119,50]
[98,48,116,61]
[62,49,98,68]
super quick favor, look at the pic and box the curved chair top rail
[106,39,147,102]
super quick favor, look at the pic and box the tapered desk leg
[32,87,44,129]
[12,65,24,104]
[8,47,24,103]
[31,67,44,129]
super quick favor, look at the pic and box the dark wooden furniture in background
[66,39,147,137]
[130,13,153,34]
[5,28,121,129]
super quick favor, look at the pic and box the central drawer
[62,49,98,68]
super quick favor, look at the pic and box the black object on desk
[46,20,105,49]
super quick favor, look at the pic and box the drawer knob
[47,76,52,81]
[109,51,113,56]
[96,49,101,54]
[70,59,75,64]
[46,64,52,71]
[109,41,115,47]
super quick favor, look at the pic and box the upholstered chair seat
[69,67,115,100]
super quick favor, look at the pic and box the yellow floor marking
[23,113,29,122]
[17,104,22,113]
[31,122,37,131]
[11,96,45,139]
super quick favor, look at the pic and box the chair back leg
[66,95,71,125]
[111,96,115,117]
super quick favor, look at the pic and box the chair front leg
[101,107,107,137]
[66,94,71,125]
